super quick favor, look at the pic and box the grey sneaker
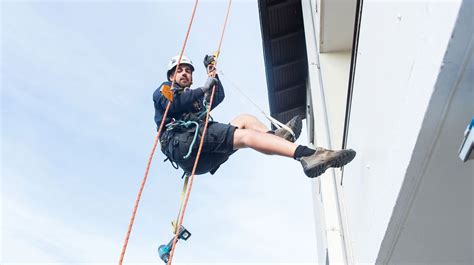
[300,148,356,178]
[274,115,302,142]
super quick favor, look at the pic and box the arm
[209,74,225,110]
[202,54,225,110]
[201,75,225,111]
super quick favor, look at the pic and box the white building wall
[319,52,352,146]
[302,0,355,264]
[342,1,464,264]
[318,51,354,265]
[307,78,329,265]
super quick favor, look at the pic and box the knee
[239,113,257,121]
[233,128,255,149]
[231,114,258,129]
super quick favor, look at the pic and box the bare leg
[233,127,357,179]
[233,128,297,157]
[230,114,268,132]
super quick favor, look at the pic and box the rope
[173,175,190,235]
[165,120,201,159]
[118,1,200,264]
[166,1,233,264]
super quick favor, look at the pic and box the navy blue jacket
[153,77,225,128]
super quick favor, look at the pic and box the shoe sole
[306,149,356,178]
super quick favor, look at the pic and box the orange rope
[118,1,200,264]
[166,1,233,264]
[216,0,232,58]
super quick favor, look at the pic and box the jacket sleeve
[209,75,225,111]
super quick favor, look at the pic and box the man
[153,54,356,177]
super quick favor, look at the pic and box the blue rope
[165,109,209,160]
[182,121,199,159]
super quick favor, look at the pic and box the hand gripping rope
[118,1,199,264]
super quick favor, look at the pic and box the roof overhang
[257,0,308,124]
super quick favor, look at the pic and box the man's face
[171,65,193,87]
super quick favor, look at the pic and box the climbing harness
[164,107,210,161]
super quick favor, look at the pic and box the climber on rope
[153,54,356,178]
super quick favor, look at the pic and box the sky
[1,1,318,264]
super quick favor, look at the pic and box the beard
[178,78,191,87]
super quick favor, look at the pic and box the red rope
[166,1,233,264]
[216,0,232,58]
[118,1,200,264]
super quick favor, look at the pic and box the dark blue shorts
[161,121,237,175]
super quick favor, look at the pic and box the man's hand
[203,54,215,67]
[203,54,216,74]
[207,64,216,75]
[201,77,218,94]
[204,91,212,106]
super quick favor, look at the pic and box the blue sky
[2,1,317,264]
